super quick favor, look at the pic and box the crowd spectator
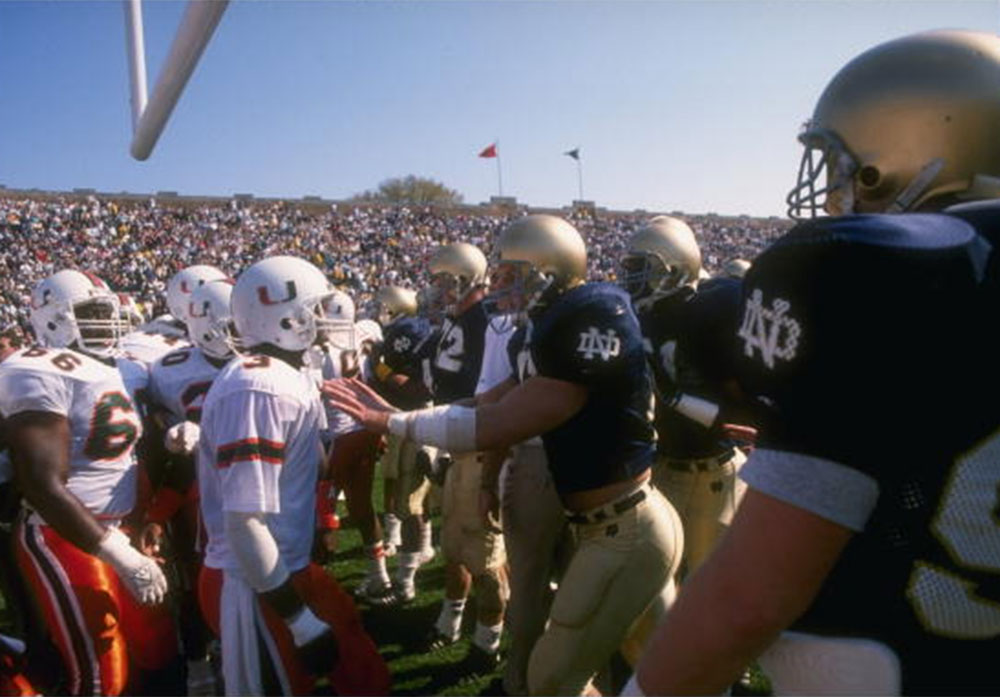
[0,194,790,333]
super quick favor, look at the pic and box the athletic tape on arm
[387,404,477,452]
[225,511,290,592]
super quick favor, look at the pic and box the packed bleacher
[0,193,790,334]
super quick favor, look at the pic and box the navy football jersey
[945,199,1000,300]
[735,213,1000,694]
[530,283,656,494]
[637,278,745,459]
[379,316,438,410]
[430,300,488,404]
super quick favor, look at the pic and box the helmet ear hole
[858,165,882,189]
[47,322,57,331]
[280,318,293,330]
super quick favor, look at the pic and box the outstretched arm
[323,375,586,453]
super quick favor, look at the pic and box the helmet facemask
[315,293,356,351]
[188,299,235,360]
[786,126,859,220]
[483,260,552,329]
[71,297,124,358]
[618,252,690,306]
[425,271,479,319]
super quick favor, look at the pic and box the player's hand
[321,378,395,432]
[97,527,168,605]
[478,488,502,534]
[286,606,339,676]
[164,420,201,455]
[139,522,166,563]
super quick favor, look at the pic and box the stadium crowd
[0,195,787,334]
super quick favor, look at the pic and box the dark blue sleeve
[533,285,646,389]
[736,213,990,472]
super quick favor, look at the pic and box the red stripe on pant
[13,522,178,696]
[199,563,391,696]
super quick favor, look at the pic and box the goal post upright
[125,0,230,161]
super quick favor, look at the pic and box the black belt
[662,448,736,472]
[566,487,647,525]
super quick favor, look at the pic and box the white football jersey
[120,327,191,366]
[116,353,150,415]
[198,353,325,572]
[306,337,366,441]
[149,346,229,426]
[0,346,142,518]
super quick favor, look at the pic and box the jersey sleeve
[0,369,72,417]
[212,388,295,515]
[736,214,988,522]
[533,292,645,389]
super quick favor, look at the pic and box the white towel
[220,570,265,696]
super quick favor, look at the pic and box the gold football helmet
[425,242,488,317]
[721,258,751,280]
[373,285,418,325]
[619,216,701,302]
[787,30,1000,219]
[487,214,586,316]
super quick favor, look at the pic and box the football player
[416,242,508,671]
[619,216,754,579]
[370,285,420,555]
[0,270,169,696]
[196,256,389,696]
[630,30,1000,696]
[119,265,226,365]
[145,278,236,690]
[369,303,440,604]
[478,307,572,697]
[307,288,391,601]
[326,215,683,695]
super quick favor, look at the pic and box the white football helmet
[30,270,123,358]
[317,288,356,350]
[355,318,383,347]
[166,265,227,326]
[117,293,146,333]
[187,279,236,360]
[231,256,334,352]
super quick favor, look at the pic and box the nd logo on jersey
[577,327,621,361]
[738,288,801,370]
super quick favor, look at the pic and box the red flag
[478,143,497,158]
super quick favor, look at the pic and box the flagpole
[496,139,503,197]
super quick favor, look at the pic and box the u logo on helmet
[257,281,298,306]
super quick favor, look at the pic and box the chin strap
[886,158,944,213]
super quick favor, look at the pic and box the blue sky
[1,1,998,217]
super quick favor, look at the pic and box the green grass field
[328,501,506,696]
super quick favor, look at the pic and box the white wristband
[286,606,329,647]
[673,393,720,429]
